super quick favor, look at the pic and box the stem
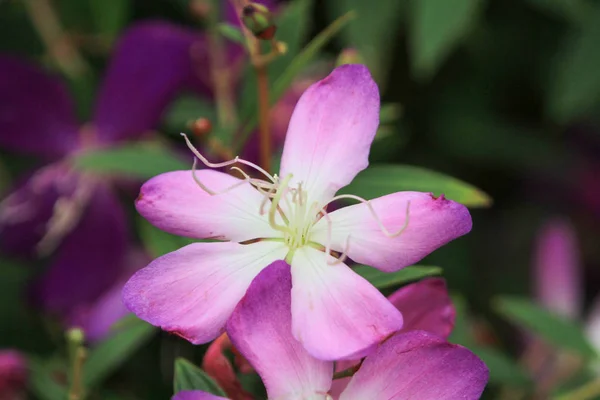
[256,50,271,172]
[554,378,600,400]
[69,347,87,400]
[22,0,90,79]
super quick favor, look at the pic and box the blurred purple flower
[0,349,27,399]
[0,22,200,337]
[172,262,488,400]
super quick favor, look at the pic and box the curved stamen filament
[268,174,293,235]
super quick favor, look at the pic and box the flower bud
[336,48,365,67]
[241,3,277,40]
[190,118,212,138]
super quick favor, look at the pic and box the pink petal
[533,218,581,319]
[340,331,489,400]
[390,278,455,338]
[122,241,287,344]
[279,64,379,206]
[172,391,228,400]
[227,261,333,399]
[290,247,404,361]
[312,192,472,272]
[136,170,279,242]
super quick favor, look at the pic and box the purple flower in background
[124,65,472,360]
[0,22,199,337]
[0,349,27,399]
[172,262,489,400]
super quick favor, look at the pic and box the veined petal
[390,278,455,339]
[312,192,472,272]
[279,65,379,206]
[227,261,332,400]
[340,331,489,400]
[172,391,229,400]
[122,241,287,344]
[290,247,403,361]
[136,170,280,242]
[0,56,79,157]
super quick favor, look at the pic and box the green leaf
[548,6,600,123]
[470,345,532,387]
[164,95,217,133]
[410,0,483,80]
[173,358,227,396]
[27,357,68,400]
[353,265,441,289]
[326,0,407,80]
[83,318,156,388]
[340,164,491,208]
[494,296,597,359]
[73,143,190,179]
[217,22,245,45]
[235,10,355,153]
[137,217,195,258]
[89,0,131,38]
[524,0,590,24]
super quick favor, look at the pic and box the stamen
[268,174,293,235]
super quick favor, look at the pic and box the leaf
[89,0,131,38]
[235,11,355,152]
[410,0,483,80]
[164,95,217,133]
[27,357,68,400]
[83,318,156,388]
[173,358,227,396]
[470,345,532,387]
[524,0,589,24]
[340,164,491,208]
[548,6,600,123]
[137,217,195,258]
[494,296,597,359]
[326,0,407,80]
[73,143,190,179]
[353,265,441,289]
[217,22,245,45]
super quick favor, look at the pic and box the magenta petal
[312,192,472,272]
[172,391,229,400]
[93,21,202,143]
[534,218,581,319]
[0,56,79,157]
[227,261,333,399]
[340,331,489,400]
[290,247,404,361]
[34,184,128,315]
[122,241,287,344]
[390,278,455,339]
[136,170,277,242]
[0,349,27,395]
[279,65,380,206]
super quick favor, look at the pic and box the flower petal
[312,192,472,272]
[340,331,489,400]
[136,170,279,242]
[34,184,128,315]
[172,391,229,400]
[122,241,287,344]
[227,261,333,399]
[534,218,581,319]
[390,278,455,338]
[290,247,403,360]
[0,56,79,157]
[279,64,380,206]
[93,21,201,143]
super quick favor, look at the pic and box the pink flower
[123,64,472,360]
[172,262,489,400]
[0,350,27,399]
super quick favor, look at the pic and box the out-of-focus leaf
[494,296,597,359]
[379,103,403,125]
[83,318,155,388]
[524,0,589,24]
[73,143,190,179]
[235,11,355,152]
[164,95,217,133]
[353,265,441,289]
[548,6,600,123]
[410,0,483,80]
[217,22,245,44]
[27,357,68,400]
[137,217,194,258]
[448,294,473,347]
[326,0,406,80]
[470,345,532,387]
[173,358,227,396]
[89,0,131,38]
[340,164,492,208]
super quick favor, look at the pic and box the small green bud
[66,327,85,344]
[335,48,365,67]
[241,3,277,40]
